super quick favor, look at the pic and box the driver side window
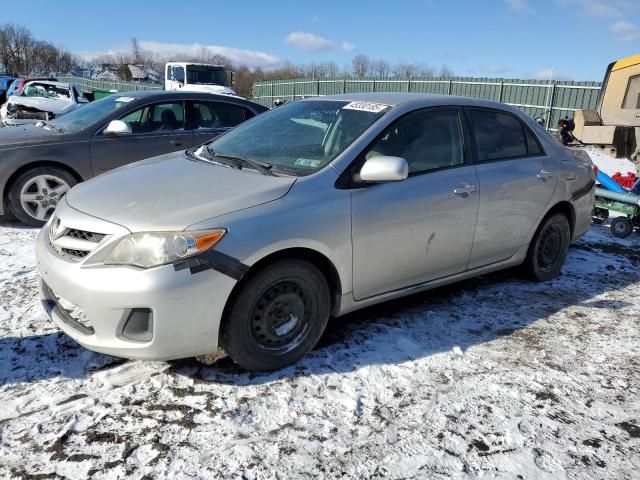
[118,102,185,134]
[365,109,464,174]
[174,67,185,83]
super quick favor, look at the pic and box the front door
[90,101,193,174]
[465,107,558,269]
[350,107,479,300]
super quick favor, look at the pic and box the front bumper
[35,214,237,361]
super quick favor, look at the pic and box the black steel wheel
[523,213,571,281]
[220,259,331,372]
[610,216,633,238]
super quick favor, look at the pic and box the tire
[610,216,633,238]
[220,259,331,372]
[7,167,76,226]
[523,213,571,281]
[591,207,609,225]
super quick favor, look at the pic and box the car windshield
[186,65,227,85]
[46,95,136,133]
[206,100,389,176]
[23,82,70,100]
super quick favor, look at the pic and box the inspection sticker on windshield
[115,96,136,103]
[342,101,390,113]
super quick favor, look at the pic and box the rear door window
[190,101,253,129]
[467,108,541,161]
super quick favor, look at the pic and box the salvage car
[4,76,57,97]
[36,93,596,371]
[0,80,88,126]
[0,90,267,224]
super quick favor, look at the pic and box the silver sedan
[36,93,595,371]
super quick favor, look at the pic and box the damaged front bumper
[35,203,239,361]
[1,102,55,126]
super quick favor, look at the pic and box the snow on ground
[0,152,639,479]
[584,146,637,177]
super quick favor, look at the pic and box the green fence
[254,77,602,130]
[57,76,162,94]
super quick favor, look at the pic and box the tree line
[0,23,75,75]
[0,24,455,99]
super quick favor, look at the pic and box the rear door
[350,107,480,300]
[90,101,193,174]
[465,107,557,269]
[189,101,255,145]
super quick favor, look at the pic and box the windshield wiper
[206,146,275,176]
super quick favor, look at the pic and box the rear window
[468,109,542,161]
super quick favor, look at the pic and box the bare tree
[131,37,142,64]
[414,63,435,77]
[439,64,454,78]
[392,62,416,78]
[373,60,390,77]
[351,54,371,78]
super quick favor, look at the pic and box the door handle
[170,140,185,146]
[537,169,553,180]
[453,183,479,196]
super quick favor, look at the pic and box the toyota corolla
[36,93,595,371]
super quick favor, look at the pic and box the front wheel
[7,167,76,226]
[523,213,571,281]
[220,259,331,372]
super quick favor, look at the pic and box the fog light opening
[120,308,153,342]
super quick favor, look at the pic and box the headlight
[104,229,226,268]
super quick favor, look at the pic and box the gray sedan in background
[0,91,267,225]
[36,93,595,372]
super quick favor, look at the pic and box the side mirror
[103,119,132,135]
[360,156,409,182]
[227,69,236,86]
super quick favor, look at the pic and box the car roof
[24,80,71,88]
[312,92,514,111]
[108,90,266,109]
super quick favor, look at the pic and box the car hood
[65,151,296,232]
[0,123,59,146]
[7,96,77,115]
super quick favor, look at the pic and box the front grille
[41,280,94,335]
[66,229,106,243]
[48,217,107,262]
[57,297,92,330]
[61,248,90,258]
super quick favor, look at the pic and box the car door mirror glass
[103,120,132,135]
[360,156,408,182]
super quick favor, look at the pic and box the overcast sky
[5,0,640,80]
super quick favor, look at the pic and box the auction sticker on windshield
[342,101,390,113]
[115,96,136,103]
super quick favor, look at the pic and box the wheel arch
[542,200,576,238]
[222,247,344,327]
[2,161,84,215]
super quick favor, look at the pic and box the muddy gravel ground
[0,217,639,479]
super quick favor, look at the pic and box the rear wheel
[7,167,76,226]
[523,213,571,281]
[610,216,633,238]
[220,259,331,372]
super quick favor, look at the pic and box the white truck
[164,62,238,97]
